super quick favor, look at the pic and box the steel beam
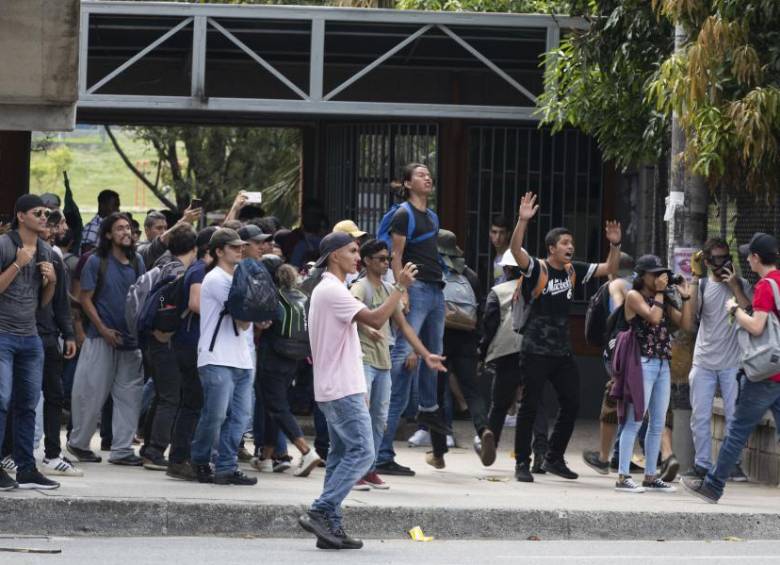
[309,18,325,101]
[191,16,207,100]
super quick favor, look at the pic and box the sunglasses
[32,209,51,219]
[370,255,390,263]
[707,254,731,266]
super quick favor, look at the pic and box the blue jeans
[364,364,391,470]
[0,333,44,473]
[705,379,780,499]
[191,364,253,475]
[689,365,740,470]
[618,357,670,476]
[311,393,374,529]
[377,280,444,465]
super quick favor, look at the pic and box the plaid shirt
[81,214,103,251]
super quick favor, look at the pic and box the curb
[2,497,780,540]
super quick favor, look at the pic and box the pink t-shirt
[309,272,368,402]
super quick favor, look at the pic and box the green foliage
[397,0,572,12]
[29,146,73,193]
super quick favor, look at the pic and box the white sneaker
[446,435,455,448]
[1,455,16,474]
[407,429,431,447]
[472,434,482,456]
[615,475,645,493]
[250,457,272,473]
[293,449,321,477]
[504,415,517,428]
[41,457,84,477]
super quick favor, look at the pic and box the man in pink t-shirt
[298,231,444,550]
[683,232,780,504]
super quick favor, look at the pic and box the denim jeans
[364,364,391,470]
[377,280,444,465]
[190,364,253,475]
[0,333,44,472]
[689,365,740,470]
[705,379,780,499]
[618,357,670,476]
[311,393,374,529]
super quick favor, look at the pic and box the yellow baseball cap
[333,219,367,238]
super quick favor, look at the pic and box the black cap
[314,231,354,268]
[14,194,46,214]
[208,228,247,254]
[196,226,218,249]
[238,224,273,243]
[635,254,671,275]
[739,232,778,259]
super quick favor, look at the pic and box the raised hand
[397,261,419,289]
[605,221,622,245]
[518,192,539,222]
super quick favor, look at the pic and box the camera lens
[670,274,684,285]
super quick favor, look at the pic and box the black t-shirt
[521,257,597,356]
[390,205,442,283]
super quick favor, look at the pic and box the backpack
[226,258,278,323]
[125,266,164,342]
[602,304,629,375]
[511,259,576,334]
[270,287,311,361]
[443,270,478,331]
[299,266,324,297]
[584,281,612,347]
[737,277,780,382]
[376,201,439,253]
[143,274,189,335]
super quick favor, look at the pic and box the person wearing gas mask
[684,239,752,481]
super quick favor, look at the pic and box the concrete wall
[0,0,80,131]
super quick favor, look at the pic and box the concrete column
[0,131,32,218]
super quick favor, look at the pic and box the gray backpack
[737,277,780,382]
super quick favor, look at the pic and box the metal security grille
[466,125,604,300]
[324,123,438,237]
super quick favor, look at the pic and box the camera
[669,274,685,286]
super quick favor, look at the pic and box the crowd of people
[0,162,777,550]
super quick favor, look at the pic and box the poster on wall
[673,247,697,281]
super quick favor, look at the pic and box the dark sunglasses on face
[371,255,390,263]
[32,209,51,219]
[708,254,731,266]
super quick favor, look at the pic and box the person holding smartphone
[683,239,752,481]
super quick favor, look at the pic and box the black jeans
[143,336,182,456]
[515,352,579,465]
[168,343,203,465]
[258,345,304,444]
[431,370,450,458]
[41,339,65,460]
[442,329,488,434]
[486,353,549,459]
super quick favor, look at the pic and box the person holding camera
[614,255,693,493]
[685,239,752,481]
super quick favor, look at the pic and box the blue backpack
[376,201,439,252]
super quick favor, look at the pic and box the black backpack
[584,281,612,347]
[150,275,189,333]
[270,287,311,361]
[602,304,629,373]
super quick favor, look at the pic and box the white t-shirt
[197,266,254,370]
[309,271,367,402]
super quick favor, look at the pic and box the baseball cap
[238,224,273,243]
[14,194,46,214]
[208,228,247,254]
[333,219,366,238]
[314,231,355,268]
[635,254,670,275]
[739,232,778,259]
[498,249,518,267]
[40,193,61,209]
[196,226,218,249]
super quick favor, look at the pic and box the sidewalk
[2,421,779,540]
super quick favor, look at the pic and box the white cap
[498,249,518,267]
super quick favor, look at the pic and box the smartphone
[244,191,263,204]
[190,198,202,209]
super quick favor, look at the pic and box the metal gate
[466,125,604,300]
[324,123,438,237]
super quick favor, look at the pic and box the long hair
[96,213,136,259]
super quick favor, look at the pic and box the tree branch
[105,126,178,211]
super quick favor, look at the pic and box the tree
[397,0,571,12]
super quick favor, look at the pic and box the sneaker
[109,454,143,466]
[41,457,83,477]
[683,464,708,479]
[681,476,720,504]
[166,462,197,481]
[729,463,749,483]
[472,434,482,457]
[214,470,257,486]
[479,430,496,467]
[0,468,18,491]
[299,510,341,549]
[446,435,455,448]
[363,471,389,490]
[515,462,533,483]
[642,477,676,492]
[425,451,445,470]
[66,444,102,463]
[615,475,645,493]
[541,458,578,480]
[504,414,517,428]
[1,455,17,473]
[142,450,168,471]
[251,457,273,473]
[273,455,292,473]
[407,429,431,448]
[416,411,452,436]
[375,460,415,477]
[531,455,546,475]
[352,479,371,491]
[582,450,610,475]
[237,447,253,462]
[330,526,363,550]
[16,468,60,490]
[293,449,321,478]
[193,463,214,484]
[659,455,679,483]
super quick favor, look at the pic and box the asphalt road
[1,536,777,565]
